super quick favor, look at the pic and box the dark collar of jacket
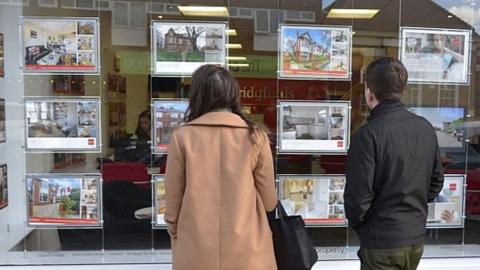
[185,111,248,128]
[367,100,405,122]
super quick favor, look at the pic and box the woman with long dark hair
[134,110,150,140]
[164,64,277,270]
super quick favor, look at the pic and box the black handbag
[269,201,318,270]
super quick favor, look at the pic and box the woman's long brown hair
[184,64,258,138]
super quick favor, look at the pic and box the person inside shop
[164,64,277,270]
[130,110,152,163]
[344,57,444,270]
[106,110,153,164]
[133,110,151,141]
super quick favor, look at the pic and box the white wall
[23,22,49,49]
[0,4,30,252]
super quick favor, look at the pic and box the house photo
[153,100,188,153]
[28,176,82,221]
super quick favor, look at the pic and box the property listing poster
[0,164,7,211]
[27,174,101,226]
[152,99,188,154]
[153,175,166,226]
[279,25,351,80]
[0,33,4,77]
[279,175,346,226]
[427,174,465,228]
[22,17,99,74]
[278,101,350,153]
[152,21,227,76]
[25,97,100,151]
[400,27,471,84]
[0,98,5,143]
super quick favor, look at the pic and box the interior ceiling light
[327,9,379,19]
[226,29,237,36]
[226,44,243,49]
[226,56,247,61]
[228,63,249,67]
[178,6,229,17]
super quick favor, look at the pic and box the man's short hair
[365,57,408,101]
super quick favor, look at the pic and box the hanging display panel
[277,100,350,154]
[21,17,100,74]
[427,174,466,229]
[0,164,7,211]
[400,27,471,85]
[0,98,5,143]
[24,97,101,152]
[26,173,102,227]
[152,99,188,154]
[0,33,4,77]
[151,21,227,77]
[278,24,352,80]
[152,174,166,228]
[278,174,347,227]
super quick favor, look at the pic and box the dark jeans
[357,243,424,270]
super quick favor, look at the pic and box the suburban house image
[164,28,194,53]
[293,31,328,62]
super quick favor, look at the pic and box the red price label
[449,183,457,191]
[451,37,461,46]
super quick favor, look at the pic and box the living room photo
[22,18,98,73]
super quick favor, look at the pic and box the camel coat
[164,111,278,270]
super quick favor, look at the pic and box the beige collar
[186,111,248,128]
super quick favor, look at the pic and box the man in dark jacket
[344,57,444,270]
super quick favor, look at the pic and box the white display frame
[0,32,4,78]
[277,174,348,227]
[278,24,352,80]
[24,96,102,153]
[277,100,351,154]
[0,98,5,143]
[151,98,188,155]
[151,20,228,77]
[427,174,466,229]
[151,174,166,229]
[0,164,7,211]
[25,173,103,228]
[20,16,101,75]
[399,26,472,85]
